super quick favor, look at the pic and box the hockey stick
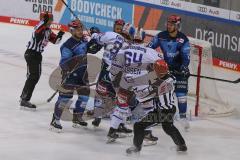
[61,0,90,34]
[190,74,240,84]
[172,70,240,84]
[61,0,78,20]
[47,90,58,102]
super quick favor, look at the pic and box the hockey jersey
[59,37,88,86]
[27,20,61,53]
[110,43,175,102]
[91,31,125,66]
[147,31,190,71]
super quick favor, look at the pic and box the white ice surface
[0,23,239,160]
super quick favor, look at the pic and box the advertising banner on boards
[0,0,133,32]
[132,3,240,72]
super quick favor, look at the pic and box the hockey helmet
[153,59,169,78]
[114,19,125,33]
[121,23,135,40]
[40,11,53,21]
[167,15,181,29]
[114,19,125,27]
[68,19,83,31]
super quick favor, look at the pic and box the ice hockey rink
[0,22,239,160]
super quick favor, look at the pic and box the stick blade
[233,78,240,84]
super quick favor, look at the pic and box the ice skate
[50,114,62,133]
[92,118,101,128]
[143,131,158,146]
[72,113,88,128]
[107,127,119,143]
[117,123,133,138]
[126,146,141,156]
[176,144,187,152]
[20,100,36,111]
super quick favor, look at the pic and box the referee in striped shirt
[20,11,64,109]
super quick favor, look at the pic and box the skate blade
[106,137,117,144]
[177,150,188,154]
[49,126,62,133]
[170,146,188,154]
[72,123,88,129]
[20,106,37,111]
[126,150,140,156]
[143,140,157,146]
[118,133,133,138]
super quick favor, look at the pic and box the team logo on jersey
[177,38,184,43]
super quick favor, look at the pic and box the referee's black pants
[20,49,42,101]
[133,106,186,150]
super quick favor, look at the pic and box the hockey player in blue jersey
[50,19,90,131]
[148,15,191,130]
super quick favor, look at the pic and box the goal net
[145,31,234,117]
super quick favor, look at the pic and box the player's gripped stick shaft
[173,70,240,84]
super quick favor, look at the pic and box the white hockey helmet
[121,23,135,40]
[134,27,146,42]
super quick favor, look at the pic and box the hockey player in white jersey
[89,22,134,136]
[109,28,187,153]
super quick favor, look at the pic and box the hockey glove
[180,66,190,78]
[90,26,100,35]
[57,30,65,38]
[87,39,102,54]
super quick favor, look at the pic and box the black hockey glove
[87,39,103,54]
[180,66,190,78]
[90,26,100,35]
[57,30,65,39]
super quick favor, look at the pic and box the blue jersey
[60,37,88,66]
[148,31,190,71]
[60,37,88,85]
